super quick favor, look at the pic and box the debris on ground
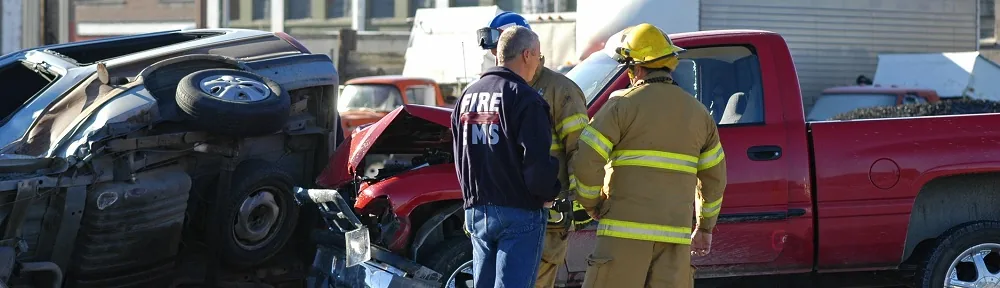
[830,98,1000,120]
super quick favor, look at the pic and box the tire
[916,221,1000,288]
[175,68,290,137]
[422,237,473,288]
[216,159,300,268]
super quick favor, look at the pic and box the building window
[409,0,435,17]
[287,0,311,19]
[451,0,479,7]
[563,0,577,12]
[982,0,996,39]
[253,0,271,20]
[76,0,125,5]
[327,0,350,18]
[230,0,240,20]
[496,0,576,13]
[369,0,395,18]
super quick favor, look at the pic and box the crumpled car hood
[317,104,452,188]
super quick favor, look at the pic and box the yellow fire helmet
[612,23,686,71]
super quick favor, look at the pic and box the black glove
[552,198,574,213]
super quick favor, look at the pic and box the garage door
[700,0,978,110]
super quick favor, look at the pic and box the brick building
[70,0,576,41]
[73,0,199,41]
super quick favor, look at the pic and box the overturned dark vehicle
[0,29,342,287]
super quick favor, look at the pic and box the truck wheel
[916,221,1000,288]
[176,68,290,137]
[423,237,473,288]
[217,159,300,268]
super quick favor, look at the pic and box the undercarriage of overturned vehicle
[0,55,339,288]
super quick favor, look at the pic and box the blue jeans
[464,204,547,288]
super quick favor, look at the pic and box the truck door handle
[747,146,782,161]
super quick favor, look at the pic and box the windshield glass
[338,84,404,113]
[807,93,897,121]
[566,51,623,105]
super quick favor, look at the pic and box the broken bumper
[307,230,439,288]
[294,187,442,288]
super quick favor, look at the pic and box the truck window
[675,46,765,125]
[339,84,404,112]
[405,85,437,106]
[567,51,623,105]
[568,45,765,126]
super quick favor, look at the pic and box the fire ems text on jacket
[451,66,562,210]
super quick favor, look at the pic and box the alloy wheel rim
[945,243,1000,288]
[200,74,270,102]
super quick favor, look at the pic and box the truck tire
[423,237,473,288]
[216,159,300,268]
[916,221,1000,288]
[176,68,290,137]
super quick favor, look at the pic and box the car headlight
[344,226,372,267]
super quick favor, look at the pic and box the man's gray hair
[497,26,539,65]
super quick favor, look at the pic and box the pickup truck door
[570,35,807,277]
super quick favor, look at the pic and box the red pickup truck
[301,29,1000,288]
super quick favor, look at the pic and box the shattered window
[0,59,60,153]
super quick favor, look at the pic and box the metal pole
[220,0,229,28]
[206,0,219,28]
[58,0,69,43]
[270,0,284,32]
[351,0,365,31]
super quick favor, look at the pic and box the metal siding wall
[700,0,978,109]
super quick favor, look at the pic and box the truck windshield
[338,84,404,113]
[566,52,623,105]
[807,93,897,121]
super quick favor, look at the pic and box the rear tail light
[274,32,311,53]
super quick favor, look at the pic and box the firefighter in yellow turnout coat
[571,23,728,288]
[529,55,591,288]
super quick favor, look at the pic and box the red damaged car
[297,28,1000,288]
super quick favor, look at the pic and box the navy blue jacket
[451,67,561,210]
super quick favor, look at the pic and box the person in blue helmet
[477,11,592,288]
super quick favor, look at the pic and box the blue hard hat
[477,11,531,50]
[490,11,531,30]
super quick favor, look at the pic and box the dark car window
[0,61,57,122]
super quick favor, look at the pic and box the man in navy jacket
[451,26,561,288]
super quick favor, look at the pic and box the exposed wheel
[176,68,290,137]
[423,237,473,288]
[217,159,300,268]
[917,221,1000,288]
